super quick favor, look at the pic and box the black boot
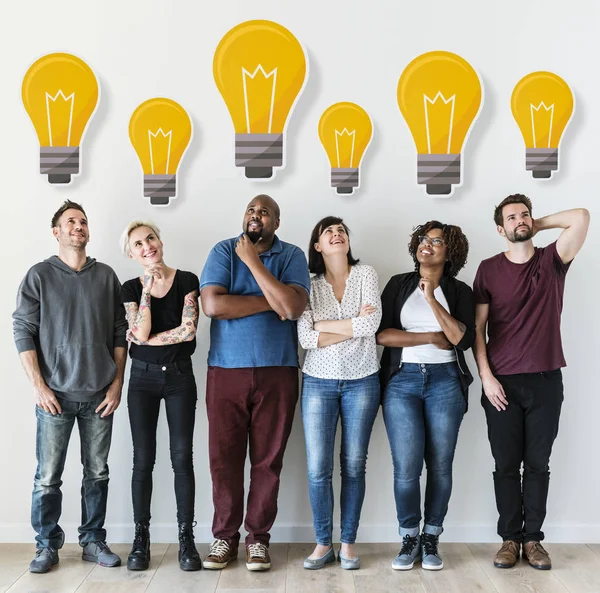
[127,522,150,571]
[178,522,202,571]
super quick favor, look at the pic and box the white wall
[1,0,598,544]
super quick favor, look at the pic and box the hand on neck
[419,264,443,287]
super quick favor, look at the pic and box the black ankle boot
[127,522,150,571]
[178,522,202,571]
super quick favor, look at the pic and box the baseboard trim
[2,522,600,544]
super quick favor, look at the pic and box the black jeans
[128,358,197,524]
[481,370,564,543]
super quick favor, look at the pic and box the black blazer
[376,272,476,410]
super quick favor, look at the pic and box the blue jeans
[301,372,380,545]
[382,363,465,537]
[32,395,113,549]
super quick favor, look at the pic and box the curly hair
[493,193,532,227]
[408,221,469,278]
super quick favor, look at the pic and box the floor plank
[546,544,600,592]
[287,543,355,593]
[76,543,169,593]
[588,544,600,558]
[351,543,424,593]
[7,544,96,593]
[419,543,497,593]
[468,543,567,593]
[145,544,220,593]
[215,543,287,591]
[0,544,34,593]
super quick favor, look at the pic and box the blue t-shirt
[200,235,310,368]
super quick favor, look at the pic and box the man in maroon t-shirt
[473,194,589,571]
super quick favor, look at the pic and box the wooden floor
[2,542,600,592]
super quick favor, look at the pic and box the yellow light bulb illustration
[397,51,482,196]
[129,98,192,206]
[511,71,574,179]
[22,52,99,184]
[318,102,373,194]
[213,20,307,179]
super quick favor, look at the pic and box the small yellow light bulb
[129,98,192,206]
[397,51,482,196]
[318,102,373,194]
[511,71,574,179]
[213,20,307,179]
[22,52,99,184]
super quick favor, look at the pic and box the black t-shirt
[121,270,199,364]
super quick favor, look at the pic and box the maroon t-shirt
[473,241,570,375]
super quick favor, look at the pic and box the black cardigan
[376,272,476,409]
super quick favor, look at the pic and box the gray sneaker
[392,534,421,570]
[29,547,59,573]
[421,533,443,570]
[82,541,121,567]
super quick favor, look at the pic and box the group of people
[12,193,589,576]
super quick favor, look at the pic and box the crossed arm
[124,289,199,346]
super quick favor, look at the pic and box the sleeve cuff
[15,338,36,353]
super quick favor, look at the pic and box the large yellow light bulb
[511,71,574,179]
[318,102,372,194]
[213,20,307,179]
[129,98,192,206]
[397,51,482,196]
[22,52,99,184]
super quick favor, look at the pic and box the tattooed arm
[127,290,199,346]
[124,289,152,342]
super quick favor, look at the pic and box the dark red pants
[206,366,299,547]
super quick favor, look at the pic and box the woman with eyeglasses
[376,221,475,572]
[298,216,382,571]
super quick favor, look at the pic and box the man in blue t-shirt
[199,194,310,572]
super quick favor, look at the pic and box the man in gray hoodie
[13,200,128,574]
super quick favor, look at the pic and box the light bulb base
[40,146,79,184]
[331,168,359,194]
[235,134,283,179]
[144,174,176,206]
[417,154,460,195]
[526,149,557,179]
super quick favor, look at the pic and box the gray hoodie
[13,255,128,402]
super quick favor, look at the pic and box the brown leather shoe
[493,540,520,568]
[203,539,237,570]
[523,541,552,570]
[246,543,271,571]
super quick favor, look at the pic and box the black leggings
[127,358,197,524]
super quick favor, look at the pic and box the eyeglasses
[418,235,445,247]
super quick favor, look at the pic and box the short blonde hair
[120,220,162,256]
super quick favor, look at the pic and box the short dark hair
[51,200,87,228]
[308,216,360,275]
[494,194,533,227]
[408,220,469,278]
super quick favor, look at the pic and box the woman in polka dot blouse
[298,216,382,571]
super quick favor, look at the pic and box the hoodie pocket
[50,343,117,394]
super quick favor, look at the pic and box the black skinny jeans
[482,369,564,543]
[128,358,197,524]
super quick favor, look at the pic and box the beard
[508,225,533,243]
[246,222,263,243]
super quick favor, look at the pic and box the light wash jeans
[301,372,380,545]
[32,395,113,549]
[382,363,465,537]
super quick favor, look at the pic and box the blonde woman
[120,221,201,572]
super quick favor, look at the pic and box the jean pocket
[176,359,194,375]
[541,369,562,382]
[443,363,460,379]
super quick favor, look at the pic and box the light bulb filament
[45,90,75,147]
[334,129,356,168]
[423,92,456,154]
[530,102,554,149]
[148,128,173,175]
[241,65,277,134]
